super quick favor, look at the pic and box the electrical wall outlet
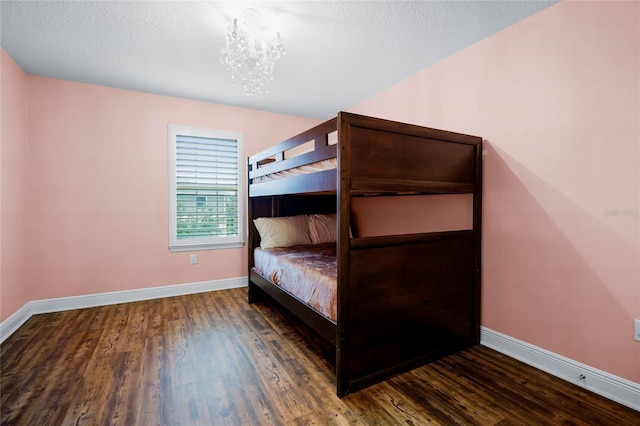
[190,254,198,265]
[635,319,640,342]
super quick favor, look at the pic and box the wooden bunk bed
[247,112,482,397]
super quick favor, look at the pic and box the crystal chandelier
[220,9,285,96]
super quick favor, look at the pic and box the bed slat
[249,169,337,197]
[350,177,476,194]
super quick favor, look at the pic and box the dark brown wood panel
[344,235,478,389]
[248,169,337,197]
[350,177,477,194]
[2,288,638,425]
[339,112,482,146]
[349,126,477,186]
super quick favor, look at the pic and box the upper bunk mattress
[253,243,337,321]
[252,158,337,184]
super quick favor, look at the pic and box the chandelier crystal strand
[220,9,285,96]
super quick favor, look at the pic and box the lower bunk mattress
[253,243,337,321]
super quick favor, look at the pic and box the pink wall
[352,194,473,237]
[351,1,639,383]
[1,50,30,322]
[0,66,318,322]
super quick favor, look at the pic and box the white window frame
[168,124,245,252]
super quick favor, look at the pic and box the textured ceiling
[1,1,556,120]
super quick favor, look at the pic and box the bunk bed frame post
[335,112,351,397]
[473,141,483,342]
[247,159,258,304]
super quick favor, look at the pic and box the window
[168,125,244,251]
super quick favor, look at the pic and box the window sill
[169,241,245,252]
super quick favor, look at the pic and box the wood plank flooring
[1,287,638,425]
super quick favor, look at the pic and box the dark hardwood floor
[1,287,638,425]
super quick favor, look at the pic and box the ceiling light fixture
[220,8,285,96]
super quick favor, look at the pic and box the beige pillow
[308,214,337,244]
[253,215,311,249]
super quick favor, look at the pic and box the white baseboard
[481,326,640,412]
[0,276,247,344]
[0,303,34,345]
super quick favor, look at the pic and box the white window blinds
[168,125,244,251]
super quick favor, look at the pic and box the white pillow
[253,215,311,249]
[308,214,337,244]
